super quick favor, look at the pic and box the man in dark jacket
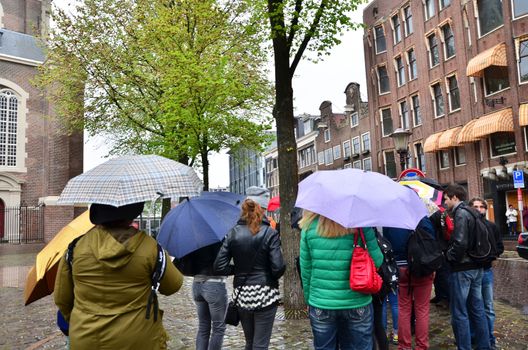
[444,185,490,350]
[468,198,504,350]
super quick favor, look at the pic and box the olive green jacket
[54,226,183,349]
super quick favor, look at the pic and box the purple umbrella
[295,169,428,230]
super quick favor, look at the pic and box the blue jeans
[192,281,228,350]
[309,304,373,350]
[508,222,517,235]
[382,290,398,333]
[449,269,490,350]
[481,268,496,347]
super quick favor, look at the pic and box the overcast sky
[53,0,368,188]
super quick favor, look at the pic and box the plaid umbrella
[57,155,202,206]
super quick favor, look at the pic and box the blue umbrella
[157,191,244,258]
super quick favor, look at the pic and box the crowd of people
[53,181,505,350]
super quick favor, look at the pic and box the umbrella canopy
[57,155,202,207]
[268,196,280,212]
[157,191,244,258]
[295,169,429,230]
[399,180,444,206]
[24,210,94,305]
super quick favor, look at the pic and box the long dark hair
[241,199,263,234]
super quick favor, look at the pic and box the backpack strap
[146,243,167,321]
[66,236,84,269]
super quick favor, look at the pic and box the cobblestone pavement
[1,245,528,349]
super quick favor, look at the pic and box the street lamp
[390,128,412,172]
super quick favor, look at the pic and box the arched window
[0,90,18,167]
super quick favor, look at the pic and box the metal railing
[0,206,44,243]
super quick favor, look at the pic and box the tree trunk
[201,148,209,191]
[269,0,306,318]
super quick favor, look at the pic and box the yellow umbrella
[24,210,94,305]
[399,180,444,205]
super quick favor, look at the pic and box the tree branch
[287,0,303,49]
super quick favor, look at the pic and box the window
[484,66,510,95]
[324,148,333,165]
[350,112,359,127]
[518,38,528,83]
[353,160,362,169]
[392,14,401,44]
[447,75,460,111]
[428,33,440,67]
[363,157,372,171]
[439,0,451,10]
[378,65,390,94]
[454,147,466,165]
[400,100,409,129]
[414,143,426,172]
[0,90,18,167]
[407,48,417,80]
[343,140,351,158]
[442,23,455,59]
[403,5,413,36]
[432,83,445,117]
[439,150,450,168]
[375,25,387,53]
[303,120,312,134]
[317,151,324,165]
[361,132,371,152]
[490,132,516,157]
[411,95,422,126]
[352,136,360,155]
[344,163,352,169]
[333,145,341,159]
[513,0,528,18]
[477,0,503,37]
[425,0,435,20]
[381,108,393,137]
[324,128,331,142]
[384,151,397,178]
[395,56,406,86]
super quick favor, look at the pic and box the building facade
[363,0,528,231]
[0,1,84,242]
[228,147,266,195]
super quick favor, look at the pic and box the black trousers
[372,297,389,350]
[239,305,278,350]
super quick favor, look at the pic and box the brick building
[363,0,528,231]
[0,1,83,242]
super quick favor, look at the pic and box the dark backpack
[461,207,496,263]
[374,232,399,299]
[407,226,444,277]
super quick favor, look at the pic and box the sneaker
[391,334,398,345]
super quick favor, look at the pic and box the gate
[0,206,44,243]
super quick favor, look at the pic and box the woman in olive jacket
[214,199,285,350]
[299,211,383,350]
[54,203,183,350]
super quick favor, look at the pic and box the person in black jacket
[214,199,285,350]
[444,185,490,350]
[468,198,504,350]
[174,242,227,350]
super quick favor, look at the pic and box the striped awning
[466,43,507,77]
[423,131,444,153]
[520,103,528,126]
[457,119,479,144]
[472,108,514,138]
[438,126,463,149]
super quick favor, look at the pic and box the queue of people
[53,180,504,350]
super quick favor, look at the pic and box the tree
[36,0,273,189]
[264,0,365,318]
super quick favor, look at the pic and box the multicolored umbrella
[57,155,202,206]
[399,180,444,205]
[295,169,428,230]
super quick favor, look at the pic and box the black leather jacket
[213,218,286,288]
[446,202,481,271]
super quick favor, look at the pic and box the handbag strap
[353,228,367,247]
[233,225,269,304]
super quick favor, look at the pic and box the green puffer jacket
[300,220,383,310]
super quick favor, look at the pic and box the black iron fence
[0,206,44,244]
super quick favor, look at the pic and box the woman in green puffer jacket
[299,211,383,350]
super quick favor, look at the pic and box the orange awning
[520,103,528,126]
[438,126,462,149]
[423,131,444,153]
[472,108,514,138]
[457,119,479,144]
[466,43,507,77]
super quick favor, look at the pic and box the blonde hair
[299,210,356,237]
[241,199,264,234]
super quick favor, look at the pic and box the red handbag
[349,229,383,294]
